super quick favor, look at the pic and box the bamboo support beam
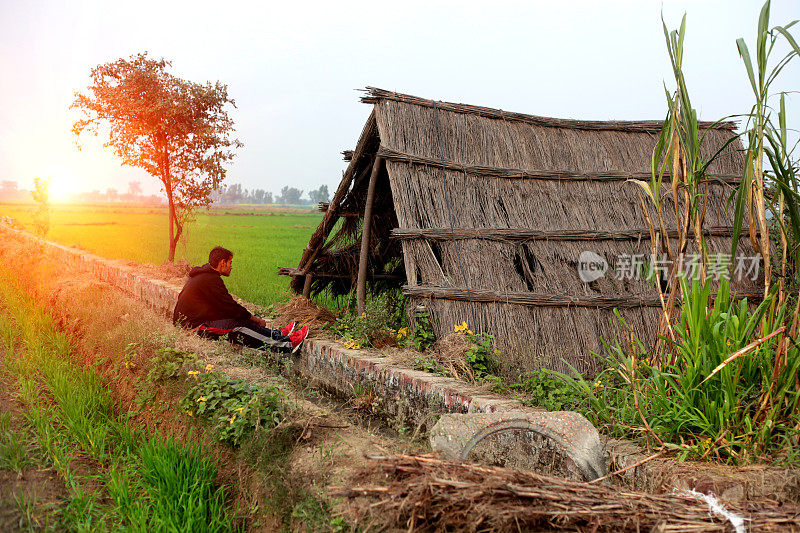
[391,226,752,242]
[293,111,378,287]
[277,267,403,281]
[302,273,314,298]
[378,147,740,184]
[402,285,763,308]
[318,202,361,217]
[357,156,383,315]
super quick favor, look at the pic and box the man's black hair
[209,246,233,268]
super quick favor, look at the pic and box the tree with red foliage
[72,53,242,261]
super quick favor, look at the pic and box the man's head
[209,246,233,276]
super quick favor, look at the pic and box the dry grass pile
[274,295,336,336]
[333,454,800,532]
[427,333,479,382]
[136,259,192,282]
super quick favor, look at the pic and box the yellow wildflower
[187,370,200,380]
[360,312,367,319]
[467,330,473,335]
[205,364,214,372]
[230,414,236,425]
[185,410,193,416]
[197,396,207,402]
[236,407,244,412]
[454,321,470,334]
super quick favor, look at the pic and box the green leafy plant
[464,332,500,379]
[511,369,589,412]
[408,311,436,352]
[145,347,199,382]
[329,293,408,349]
[181,372,285,445]
[413,356,451,377]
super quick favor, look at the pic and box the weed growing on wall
[510,369,590,413]
[413,356,452,377]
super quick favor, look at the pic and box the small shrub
[464,332,500,379]
[181,372,285,445]
[145,347,199,382]
[511,369,589,412]
[329,293,408,349]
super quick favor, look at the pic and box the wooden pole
[302,273,314,298]
[356,156,382,315]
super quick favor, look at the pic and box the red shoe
[289,325,309,354]
[278,320,296,336]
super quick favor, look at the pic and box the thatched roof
[280,88,760,377]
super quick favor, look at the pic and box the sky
[0,0,797,201]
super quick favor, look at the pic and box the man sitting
[173,246,308,353]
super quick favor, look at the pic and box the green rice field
[0,202,322,306]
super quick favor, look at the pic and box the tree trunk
[162,137,178,263]
[167,185,176,263]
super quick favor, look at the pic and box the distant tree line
[211,184,330,205]
[0,180,163,204]
[0,180,26,200]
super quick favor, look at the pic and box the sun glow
[45,170,79,203]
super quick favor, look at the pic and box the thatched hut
[280,88,759,377]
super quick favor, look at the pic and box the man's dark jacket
[172,263,251,328]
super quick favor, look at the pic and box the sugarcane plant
[632,13,742,364]
[732,3,800,304]
[579,1,800,462]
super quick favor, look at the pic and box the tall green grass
[560,278,800,463]
[0,263,235,531]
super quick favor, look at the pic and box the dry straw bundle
[427,333,481,383]
[273,295,336,336]
[333,454,800,532]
